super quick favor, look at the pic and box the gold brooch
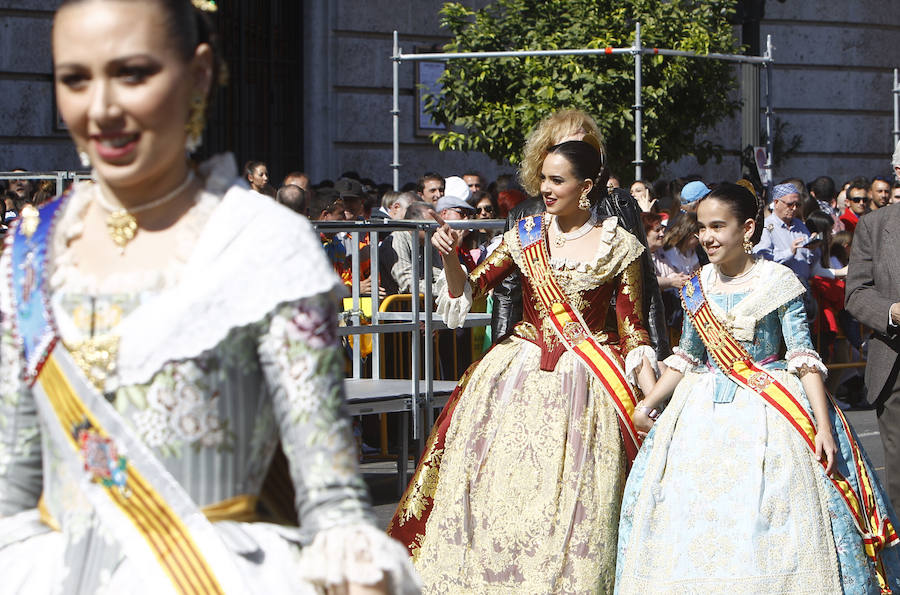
[684,282,694,298]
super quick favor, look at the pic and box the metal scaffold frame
[893,68,899,148]
[390,21,775,190]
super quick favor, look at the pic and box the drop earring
[78,149,91,168]
[578,189,591,211]
[743,236,753,254]
[185,94,207,153]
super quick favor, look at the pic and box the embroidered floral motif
[131,363,232,455]
[75,421,128,494]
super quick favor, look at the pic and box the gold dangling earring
[185,94,207,153]
[743,236,753,254]
[578,189,591,211]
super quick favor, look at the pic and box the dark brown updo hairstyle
[544,140,604,207]
[57,0,226,104]
[699,182,765,244]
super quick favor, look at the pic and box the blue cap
[681,181,711,203]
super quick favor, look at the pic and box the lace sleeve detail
[0,251,42,516]
[258,294,373,539]
[786,348,828,378]
[298,524,421,594]
[663,346,702,374]
[435,272,474,329]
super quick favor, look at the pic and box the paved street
[364,406,886,531]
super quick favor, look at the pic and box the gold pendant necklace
[94,171,196,254]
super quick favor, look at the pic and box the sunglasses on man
[848,195,867,203]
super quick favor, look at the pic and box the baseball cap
[334,177,364,199]
[444,175,471,203]
[680,181,711,204]
[435,196,475,213]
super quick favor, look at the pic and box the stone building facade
[1,0,898,188]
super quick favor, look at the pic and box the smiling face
[696,197,755,271]
[847,187,868,215]
[539,152,590,217]
[645,221,665,252]
[52,0,211,196]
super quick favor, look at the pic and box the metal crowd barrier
[312,218,505,492]
[0,170,92,194]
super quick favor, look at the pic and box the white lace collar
[700,259,805,341]
[49,154,234,296]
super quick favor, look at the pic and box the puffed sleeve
[616,257,657,384]
[436,234,516,329]
[663,309,706,374]
[258,294,419,593]
[0,253,43,517]
[779,296,828,377]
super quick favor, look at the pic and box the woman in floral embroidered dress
[617,183,900,593]
[389,137,657,594]
[0,1,417,593]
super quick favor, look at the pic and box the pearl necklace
[552,214,593,247]
[94,171,196,253]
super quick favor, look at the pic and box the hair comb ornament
[191,0,218,12]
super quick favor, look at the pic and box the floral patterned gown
[616,259,900,594]
[389,216,656,594]
[0,155,418,594]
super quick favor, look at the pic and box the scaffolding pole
[391,23,775,189]
[633,22,643,181]
[893,68,899,149]
[764,35,775,195]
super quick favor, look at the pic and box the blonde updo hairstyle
[519,109,607,197]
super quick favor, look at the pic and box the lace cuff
[435,271,473,329]
[298,524,421,594]
[786,348,828,378]
[624,345,658,386]
[663,347,701,374]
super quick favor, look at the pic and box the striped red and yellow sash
[38,354,226,595]
[517,215,641,463]
[681,273,897,593]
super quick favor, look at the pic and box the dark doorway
[200,1,304,182]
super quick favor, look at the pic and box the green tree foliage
[425,0,741,177]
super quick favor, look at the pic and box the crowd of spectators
[6,154,899,409]
[635,169,900,408]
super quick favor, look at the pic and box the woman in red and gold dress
[388,138,657,593]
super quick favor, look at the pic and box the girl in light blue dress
[616,183,900,594]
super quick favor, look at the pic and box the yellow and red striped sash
[517,215,641,463]
[681,272,897,593]
[38,353,227,595]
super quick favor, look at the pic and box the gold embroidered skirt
[414,336,626,594]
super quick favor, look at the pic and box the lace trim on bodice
[49,174,222,298]
[701,259,805,342]
[507,215,644,294]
